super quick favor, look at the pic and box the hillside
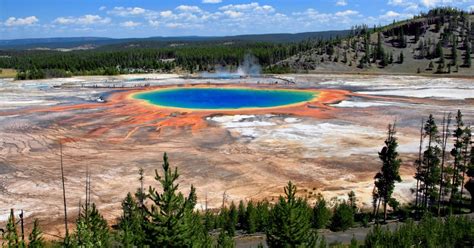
[275,8,474,76]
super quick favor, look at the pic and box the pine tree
[451,37,458,66]
[398,51,404,64]
[459,126,472,211]
[245,201,257,234]
[216,230,234,248]
[331,201,355,232]
[450,110,464,208]
[224,202,238,237]
[74,203,109,247]
[312,195,331,229]
[28,219,44,248]
[266,182,318,247]
[237,200,246,230]
[464,39,471,68]
[465,146,474,212]
[203,210,215,232]
[144,153,206,247]
[256,201,270,232]
[118,192,145,246]
[374,123,402,221]
[4,209,20,247]
[420,115,442,210]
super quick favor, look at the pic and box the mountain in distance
[0,30,351,50]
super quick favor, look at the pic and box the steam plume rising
[200,53,261,78]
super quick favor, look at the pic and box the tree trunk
[464,179,474,213]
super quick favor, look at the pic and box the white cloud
[176,5,202,13]
[379,10,413,20]
[202,0,222,3]
[107,7,147,17]
[160,11,174,18]
[387,0,419,12]
[54,15,111,25]
[219,2,259,11]
[120,21,141,28]
[224,10,243,18]
[420,0,452,8]
[336,0,348,6]
[99,6,107,11]
[148,20,160,27]
[335,10,359,17]
[4,16,38,27]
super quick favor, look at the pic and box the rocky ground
[0,73,473,238]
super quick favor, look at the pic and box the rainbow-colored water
[133,87,317,110]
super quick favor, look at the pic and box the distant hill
[0,30,350,50]
[276,7,474,76]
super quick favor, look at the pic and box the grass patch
[0,68,17,78]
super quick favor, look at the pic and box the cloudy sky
[1,0,473,39]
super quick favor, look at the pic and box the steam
[201,54,261,78]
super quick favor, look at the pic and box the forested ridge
[280,8,473,75]
[0,42,315,79]
[0,7,472,80]
[1,111,474,247]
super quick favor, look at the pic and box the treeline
[0,41,317,79]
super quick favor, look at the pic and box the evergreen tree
[74,203,109,247]
[398,51,404,64]
[312,195,331,229]
[3,209,21,247]
[245,201,257,234]
[465,146,474,212]
[420,115,442,210]
[144,153,208,247]
[28,219,44,248]
[464,39,471,68]
[266,181,318,247]
[237,200,246,230]
[450,110,464,207]
[216,230,234,248]
[224,202,238,237]
[204,210,216,233]
[451,36,458,66]
[255,201,270,232]
[330,201,355,232]
[374,123,402,221]
[376,32,384,60]
[118,192,145,246]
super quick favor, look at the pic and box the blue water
[134,87,316,110]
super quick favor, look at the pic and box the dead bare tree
[438,113,452,216]
[59,140,69,238]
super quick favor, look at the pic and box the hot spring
[133,87,318,110]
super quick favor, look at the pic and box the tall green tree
[3,209,21,247]
[143,153,208,247]
[73,203,109,247]
[463,38,471,68]
[331,201,355,232]
[450,110,465,207]
[374,123,402,221]
[28,219,44,248]
[312,195,331,229]
[420,115,442,210]
[266,181,318,247]
[118,192,145,246]
[245,201,257,234]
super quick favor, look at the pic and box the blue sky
[1,0,473,39]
